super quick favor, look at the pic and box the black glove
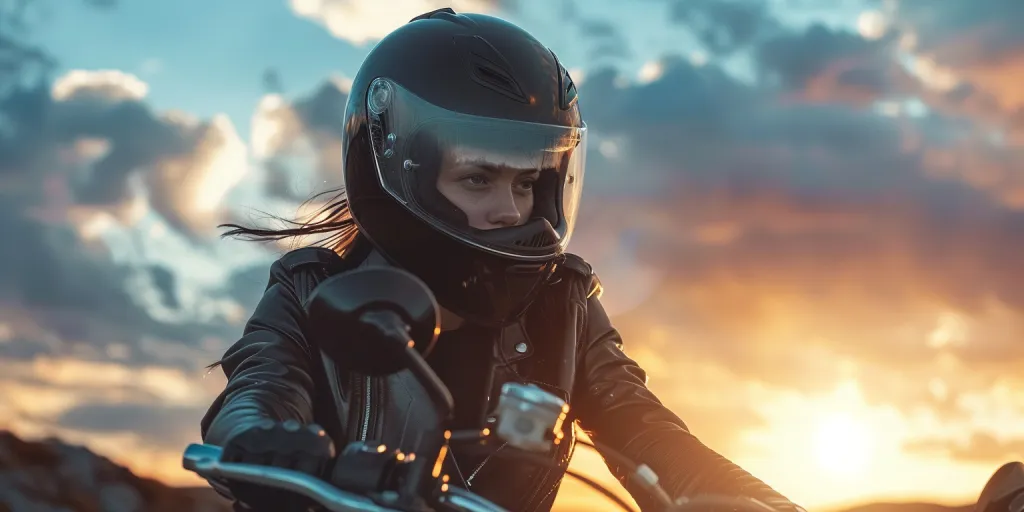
[220,418,336,512]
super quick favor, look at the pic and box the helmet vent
[455,34,529,104]
[514,230,557,248]
[473,62,519,94]
[369,116,386,156]
[408,7,475,27]
[550,49,578,110]
[409,7,456,22]
[469,58,529,103]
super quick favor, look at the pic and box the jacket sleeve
[200,259,318,447]
[575,290,803,512]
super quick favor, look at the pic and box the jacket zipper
[359,375,372,441]
[465,441,507,487]
[299,261,376,445]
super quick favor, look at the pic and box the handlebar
[183,442,789,512]
[184,444,396,512]
[186,443,511,512]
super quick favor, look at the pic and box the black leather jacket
[201,243,801,512]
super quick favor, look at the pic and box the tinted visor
[366,77,587,260]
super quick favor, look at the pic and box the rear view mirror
[304,266,440,376]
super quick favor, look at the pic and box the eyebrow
[458,160,544,176]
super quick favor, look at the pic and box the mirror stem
[359,309,455,419]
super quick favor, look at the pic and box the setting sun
[814,413,875,477]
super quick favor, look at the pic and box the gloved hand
[220,418,336,512]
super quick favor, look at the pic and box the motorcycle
[183,267,1024,512]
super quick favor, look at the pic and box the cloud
[288,0,513,46]
[0,0,256,491]
[261,68,284,94]
[663,0,1021,136]
[625,343,770,450]
[894,0,1024,71]
[251,77,350,200]
[668,0,781,55]
[0,356,226,486]
[52,69,150,101]
[56,402,208,450]
[577,18,617,39]
[0,64,249,376]
[570,50,1024,427]
[223,263,273,317]
[893,0,1024,134]
[755,24,915,104]
[0,196,235,371]
[144,114,248,239]
[0,355,221,428]
[146,265,180,310]
[574,17,632,63]
[1,69,248,241]
[588,41,633,62]
[905,432,1024,465]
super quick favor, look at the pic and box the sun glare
[813,412,875,477]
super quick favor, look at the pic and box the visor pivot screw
[403,159,420,171]
[515,342,528,354]
[383,133,397,158]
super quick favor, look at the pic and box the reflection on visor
[367,77,587,259]
[445,146,565,174]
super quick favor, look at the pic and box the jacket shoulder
[276,235,373,276]
[276,246,346,273]
[560,253,603,299]
[263,247,360,292]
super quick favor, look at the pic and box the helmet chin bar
[469,217,561,256]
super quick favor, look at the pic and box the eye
[461,174,489,187]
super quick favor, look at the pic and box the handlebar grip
[182,443,224,472]
[672,496,779,512]
[440,487,512,512]
[182,443,394,512]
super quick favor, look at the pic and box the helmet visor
[365,77,587,260]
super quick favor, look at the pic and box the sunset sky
[1,0,1023,510]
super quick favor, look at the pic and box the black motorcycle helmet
[342,7,587,327]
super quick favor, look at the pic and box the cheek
[436,181,490,227]
[514,192,534,219]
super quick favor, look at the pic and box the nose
[486,190,522,228]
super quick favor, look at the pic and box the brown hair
[219,187,359,255]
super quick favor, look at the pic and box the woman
[201,8,804,512]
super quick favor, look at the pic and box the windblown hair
[206,186,358,372]
[218,187,360,256]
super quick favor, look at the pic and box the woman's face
[436,152,539,230]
